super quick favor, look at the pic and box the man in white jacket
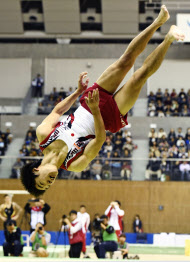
[77,205,90,258]
[105,200,125,238]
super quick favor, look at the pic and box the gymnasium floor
[0,245,189,261]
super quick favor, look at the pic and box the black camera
[38,226,43,231]
[28,198,40,202]
[62,214,67,226]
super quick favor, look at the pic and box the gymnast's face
[33,164,58,190]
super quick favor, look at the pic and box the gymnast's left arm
[68,89,106,172]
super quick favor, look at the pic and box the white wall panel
[0,59,32,98]
[148,60,190,94]
[45,58,134,94]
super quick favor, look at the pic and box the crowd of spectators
[0,128,13,162]
[146,127,190,181]
[37,87,78,115]
[11,126,41,178]
[147,88,190,117]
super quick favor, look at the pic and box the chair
[136,233,147,244]
[22,234,30,247]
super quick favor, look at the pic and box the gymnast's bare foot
[155,5,170,25]
[167,25,185,42]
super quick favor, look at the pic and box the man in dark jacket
[94,215,118,258]
[3,220,24,256]
[24,198,50,233]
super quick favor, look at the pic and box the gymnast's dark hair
[20,160,45,197]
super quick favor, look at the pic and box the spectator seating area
[38,87,133,116]
[10,126,41,178]
[0,129,13,161]
[11,126,136,180]
[147,88,190,117]
[146,127,190,181]
[38,87,79,115]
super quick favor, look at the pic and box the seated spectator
[185,135,190,150]
[25,132,35,145]
[148,102,156,116]
[0,137,5,155]
[11,158,24,178]
[81,165,91,180]
[50,87,58,100]
[168,144,178,157]
[163,89,170,102]
[102,160,112,180]
[156,100,164,112]
[145,153,161,180]
[94,215,118,259]
[171,100,179,113]
[164,105,172,117]
[178,88,187,101]
[158,128,167,139]
[157,110,165,117]
[120,161,131,180]
[179,160,190,181]
[59,87,66,99]
[168,128,176,142]
[181,104,190,116]
[172,109,179,117]
[103,140,113,155]
[176,137,185,148]
[171,88,177,99]
[148,91,156,103]
[111,151,122,179]
[91,160,102,180]
[156,88,163,101]
[176,127,185,139]
[3,220,23,257]
[133,214,143,233]
[178,146,188,159]
[148,128,158,139]
[4,128,13,144]
[29,222,50,257]
[118,233,129,259]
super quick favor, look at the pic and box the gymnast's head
[20,160,58,197]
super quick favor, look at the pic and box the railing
[1,156,190,182]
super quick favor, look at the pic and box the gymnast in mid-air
[21,5,185,196]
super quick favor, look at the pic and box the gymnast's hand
[77,72,89,94]
[85,89,100,113]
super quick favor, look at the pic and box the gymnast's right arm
[68,89,106,172]
[36,72,89,139]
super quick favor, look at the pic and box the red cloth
[68,221,83,245]
[80,83,128,133]
[82,233,86,253]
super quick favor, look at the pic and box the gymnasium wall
[148,60,190,94]
[0,180,189,234]
[45,58,134,94]
[0,58,31,98]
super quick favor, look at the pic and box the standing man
[3,220,24,257]
[29,222,51,257]
[0,194,22,229]
[24,198,51,233]
[77,205,90,258]
[105,200,125,238]
[63,210,83,258]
